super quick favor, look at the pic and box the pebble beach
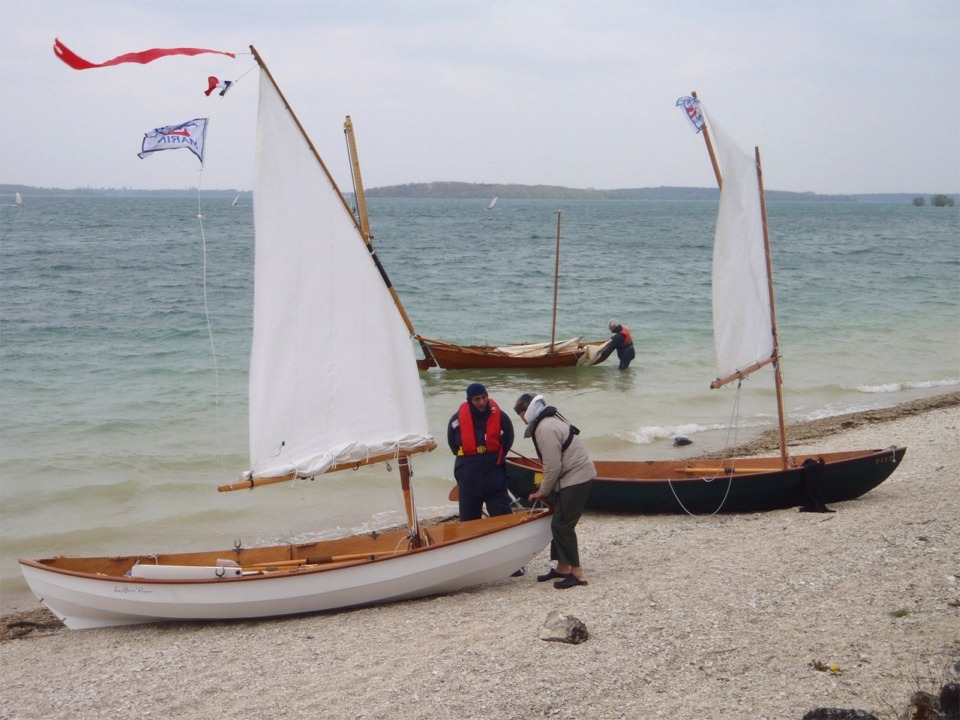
[1,393,958,720]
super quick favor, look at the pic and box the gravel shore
[2,393,957,719]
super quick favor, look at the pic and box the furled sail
[704,108,774,384]
[248,70,433,479]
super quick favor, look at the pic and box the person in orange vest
[595,319,635,369]
[446,383,515,522]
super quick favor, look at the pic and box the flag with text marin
[138,118,209,164]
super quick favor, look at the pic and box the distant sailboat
[14,192,23,207]
[486,196,497,210]
[231,193,240,207]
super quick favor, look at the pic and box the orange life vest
[617,325,633,345]
[458,399,502,459]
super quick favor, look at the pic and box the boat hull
[19,510,552,630]
[506,447,906,514]
[420,340,606,370]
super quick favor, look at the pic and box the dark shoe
[536,568,569,583]
[554,575,588,589]
[511,567,525,577]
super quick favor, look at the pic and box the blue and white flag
[675,96,705,134]
[138,117,208,164]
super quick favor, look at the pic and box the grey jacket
[532,415,596,497]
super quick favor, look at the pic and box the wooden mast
[692,91,723,189]
[754,146,789,470]
[399,456,423,547]
[550,211,561,352]
[344,116,372,243]
[341,116,418,338]
[342,115,437,369]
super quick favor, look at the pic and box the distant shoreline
[3,182,956,204]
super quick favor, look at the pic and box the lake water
[1,194,957,611]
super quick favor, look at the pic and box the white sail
[705,108,774,383]
[487,197,497,210]
[14,192,23,206]
[249,70,433,479]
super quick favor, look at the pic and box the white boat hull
[20,512,552,630]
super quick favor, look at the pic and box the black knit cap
[466,382,487,400]
[513,392,535,415]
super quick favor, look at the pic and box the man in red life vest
[594,319,635,369]
[446,383,515,521]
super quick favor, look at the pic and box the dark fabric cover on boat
[799,458,835,513]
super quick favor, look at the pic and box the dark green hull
[506,447,906,514]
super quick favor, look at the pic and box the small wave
[857,383,904,394]
[623,422,760,445]
[856,378,959,394]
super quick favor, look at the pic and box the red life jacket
[617,326,633,345]
[458,399,502,460]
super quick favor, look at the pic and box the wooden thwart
[680,465,783,475]
[243,549,404,571]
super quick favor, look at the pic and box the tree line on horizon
[2,182,956,204]
[913,194,956,207]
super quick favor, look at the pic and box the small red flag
[204,76,233,97]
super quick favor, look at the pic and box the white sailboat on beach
[506,93,906,513]
[19,46,552,630]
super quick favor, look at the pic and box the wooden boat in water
[506,93,906,514]
[414,211,607,369]
[416,335,606,370]
[19,46,551,630]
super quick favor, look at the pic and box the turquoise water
[1,195,957,611]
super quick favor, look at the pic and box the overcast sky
[2,0,958,195]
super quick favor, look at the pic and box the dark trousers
[455,458,512,521]
[550,480,592,567]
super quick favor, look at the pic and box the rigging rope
[189,60,256,472]
[667,378,746,518]
[195,163,226,470]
